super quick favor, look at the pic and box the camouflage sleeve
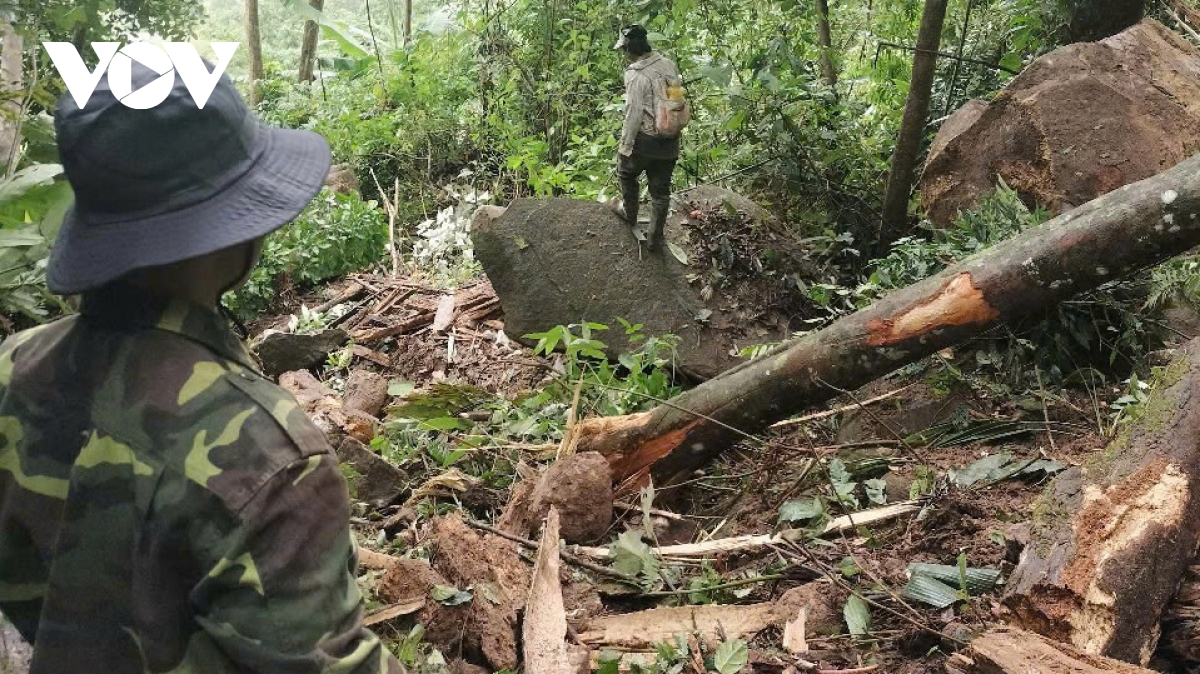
[186,454,401,674]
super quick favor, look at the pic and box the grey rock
[256,329,349,377]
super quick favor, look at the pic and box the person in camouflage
[0,63,403,672]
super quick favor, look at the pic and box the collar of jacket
[79,284,260,372]
[627,53,663,72]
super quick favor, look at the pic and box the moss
[1085,355,1192,482]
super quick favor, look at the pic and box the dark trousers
[618,136,678,249]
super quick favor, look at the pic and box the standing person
[614,24,688,252]
[0,63,402,673]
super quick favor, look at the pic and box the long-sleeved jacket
[620,52,683,157]
[0,284,400,674]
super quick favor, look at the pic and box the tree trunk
[0,16,23,175]
[879,0,949,243]
[573,153,1200,494]
[815,0,837,87]
[1068,0,1145,42]
[245,0,265,106]
[945,627,1155,674]
[298,0,326,83]
[403,0,413,45]
[1001,340,1200,665]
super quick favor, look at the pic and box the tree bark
[815,0,837,87]
[573,153,1200,494]
[0,16,23,175]
[945,627,1156,674]
[245,0,265,106]
[403,0,413,45]
[298,0,326,83]
[879,0,949,243]
[1001,340,1200,665]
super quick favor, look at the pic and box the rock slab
[922,20,1200,226]
[256,329,349,377]
[472,198,763,380]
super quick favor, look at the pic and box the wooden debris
[577,602,778,649]
[783,606,809,654]
[358,547,401,571]
[523,508,574,674]
[570,154,1200,490]
[364,599,425,627]
[313,281,365,313]
[770,385,912,429]
[432,294,457,332]
[351,344,393,368]
[574,501,922,560]
[945,626,1156,673]
[1003,340,1200,664]
[577,585,840,649]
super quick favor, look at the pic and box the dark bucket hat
[613,24,649,50]
[47,59,331,296]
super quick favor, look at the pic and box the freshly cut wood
[523,509,573,674]
[782,606,809,654]
[364,599,424,627]
[945,626,1155,674]
[574,501,922,560]
[432,294,457,332]
[578,603,776,649]
[578,584,840,649]
[572,155,1200,491]
[1003,339,1200,665]
[358,548,402,571]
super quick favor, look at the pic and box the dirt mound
[922,19,1200,226]
[497,452,614,544]
[472,192,815,380]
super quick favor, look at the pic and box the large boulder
[472,196,793,380]
[922,20,1200,227]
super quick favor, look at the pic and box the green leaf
[418,417,470,432]
[712,639,749,674]
[843,594,871,636]
[829,458,852,485]
[901,574,960,609]
[388,380,416,397]
[430,584,473,606]
[610,529,658,587]
[597,651,622,674]
[907,563,1003,595]
[864,478,888,505]
[0,164,63,202]
[667,242,688,264]
[778,496,824,523]
[949,453,1012,488]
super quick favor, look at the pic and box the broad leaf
[0,164,63,202]
[778,496,824,523]
[712,639,748,674]
[844,594,871,636]
[430,584,472,606]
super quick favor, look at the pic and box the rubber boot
[647,199,668,252]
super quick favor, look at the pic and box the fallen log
[1001,339,1200,665]
[572,154,1200,491]
[945,626,1155,674]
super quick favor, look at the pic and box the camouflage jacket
[0,285,401,673]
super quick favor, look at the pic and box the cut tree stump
[945,626,1156,673]
[1002,339,1200,665]
[571,154,1200,492]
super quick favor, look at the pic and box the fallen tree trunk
[573,154,1200,492]
[1001,339,1200,665]
[945,626,1155,674]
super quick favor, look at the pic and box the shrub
[228,188,387,317]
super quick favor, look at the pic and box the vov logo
[42,42,240,110]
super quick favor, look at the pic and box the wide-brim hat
[613,24,649,50]
[48,56,331,296]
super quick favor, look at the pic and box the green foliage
[712,639,749,674]
[228,188,387,317]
